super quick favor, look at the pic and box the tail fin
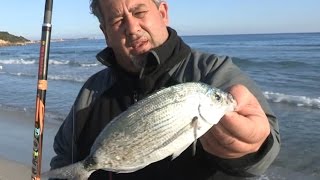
[42,161,93,180]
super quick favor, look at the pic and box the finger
[220,111,269,144]
[209,124,260,153]
[200,130,256,158]
[210,124,236,147]
[228,84,260,111]
[224,84,270,143]
[200,131,244,158]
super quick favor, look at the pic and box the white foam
[80,63,99,67]
[49,59,70,65]
[4,72,86,83]
[0,59,73,65]
[0,59,101,68]
[47,75,86,83]
[264,91,320,109]
[8,72,35,77]
[0,59,35,65]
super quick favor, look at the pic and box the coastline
[0,108,61,179]
[0,39,33,47]
[0,39,66,47]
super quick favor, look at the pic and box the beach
[0,108,60,179]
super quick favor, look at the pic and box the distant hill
[0,31,30,46]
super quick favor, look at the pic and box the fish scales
[97,92,201,166]
[42,82,236,179]
[124,94,201,149]
[124,101,198,159]
[98,86,201,158]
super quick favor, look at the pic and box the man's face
[99,0,169,73]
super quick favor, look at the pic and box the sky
[0,0,320,40]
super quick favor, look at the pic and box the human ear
[158,2,169,25]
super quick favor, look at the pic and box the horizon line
[23,31,320,41]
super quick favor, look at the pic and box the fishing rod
[31,0,53,179]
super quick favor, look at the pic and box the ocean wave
[271,43,320,47]
[49,59,70,65]
[8,72,36,78]
[80,63,100,67]
[232,57,316,69]
[0,104,65,122]
[67,60,100,67]
[0,59,36,65]
[50,60,99,67]
[0,52,10,56]
[0,59,67,65]
[3,72,86,83]
[264,91,320,109]
[0,104,28,114]
[0,58,100,67]
[47,75,87,83]
[233,57,308,65]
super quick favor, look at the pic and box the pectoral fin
[171,116,200,159]
[191,116,198,156]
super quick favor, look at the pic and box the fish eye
[214,93,221,101]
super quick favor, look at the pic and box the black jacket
[50,27,280,180]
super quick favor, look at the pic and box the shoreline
[0,39,39,48]
[0,39,34,47]
[0,39,67,47]
[0,108,61,179]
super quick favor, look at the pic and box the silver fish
[43,82,236,179]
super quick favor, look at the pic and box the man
[50,0,280,179]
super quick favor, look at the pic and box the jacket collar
[96,27,190,94]
[96,27,182,75]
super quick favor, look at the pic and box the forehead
[100,0,154,14]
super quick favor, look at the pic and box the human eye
[133,10,147,18]
[110,17,123,26]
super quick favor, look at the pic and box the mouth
[129,39,149,55]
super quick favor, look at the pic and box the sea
[0,32,319,180]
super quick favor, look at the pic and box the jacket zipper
[133,90,139,103]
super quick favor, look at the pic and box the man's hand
[200,84,270,159]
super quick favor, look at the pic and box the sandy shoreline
[0,39,31,47]
[0,108,61,179]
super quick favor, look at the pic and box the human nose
[125,15,140,37]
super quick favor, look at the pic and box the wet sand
[0,109,60,179]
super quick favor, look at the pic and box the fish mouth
[227,93,237,110]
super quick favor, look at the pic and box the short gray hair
[90,0,166,24]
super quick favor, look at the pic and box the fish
[42,82,236,179]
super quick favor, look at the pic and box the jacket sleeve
[49,82,93,170]
[49,68,112,170]
[175,51,280,177]
[206,116,280,177]
[50,106,77,169]
[203,55,281,176]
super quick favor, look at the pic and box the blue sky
[1,0,320,40]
